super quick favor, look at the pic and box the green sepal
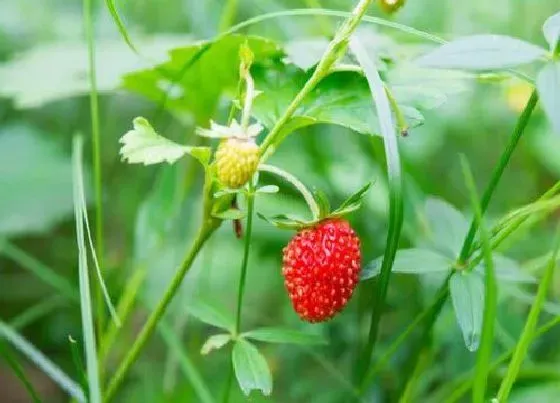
[313,189,331,220]
[256,212,310,230]
[331,183,372,218]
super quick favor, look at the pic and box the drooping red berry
[282,219,361,323]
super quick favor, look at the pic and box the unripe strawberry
[282,219,361,323]
[215,137,259,189]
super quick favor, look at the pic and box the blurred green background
[1,0,560,402]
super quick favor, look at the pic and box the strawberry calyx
[259,182,371,230]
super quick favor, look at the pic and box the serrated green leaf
[361,248,452,280]
[416,35,547,71]
[119,117,210,166]
[543,11,560,51]
[256,185,279,194]
[187,300,235,332]
[200,334,231,355]
[212,209,246,220]
[537,62,560,135]
[450,271,485,352]
[243,327,327,345]
[232,339,272,396]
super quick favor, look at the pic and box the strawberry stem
[259,164,321,220]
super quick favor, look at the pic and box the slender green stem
[103,223,216,402]
[84,0,105,339]
[0,342,42,403]
[221,361,234,403]
[234,187,256,335]
[99,268,146,373]
[398,348,430,403]
[259,164,320,220]
[496,225,560,401]
[258,0,375,159]
[223,185,256,403]
[458,91,539,263]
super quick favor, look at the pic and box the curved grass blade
[10,296,65,330]
[0,320,85,402]
[460,156,497,403]
[496,224,560,401]
[349,35,404,380]
[0,241,78,301]
[0,341,42,403]
[159,324,215,403]
[104,0,138,54]
[72,135,101,403]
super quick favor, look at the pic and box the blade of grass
[73,135,101,403]
[69,336,89,394]
[460,156,497,403]
[159,323,215,403]
[10,296,65,330]
[103,0,138,54]
[0,341,42,403]
[84,0,106,337]
[398,348,431,403]
[219,0,239,32]
[0,320,85,402]
[99,268,146,369]
[496,224,560,401]
[350,35,404,382]
[0,241,78,301]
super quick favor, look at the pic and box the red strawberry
[282,219,361,323]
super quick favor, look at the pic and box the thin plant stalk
[0,342,42,403]
[103,221,216,402]
[461,157,497,403]
[218,0,239,33]
[223,184,256,403]
[83,0,105,338]
[496,225,560,401]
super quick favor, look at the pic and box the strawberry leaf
[232,339,272,396]
[119,117,211,166]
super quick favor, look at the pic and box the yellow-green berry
[215,138,259,189]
